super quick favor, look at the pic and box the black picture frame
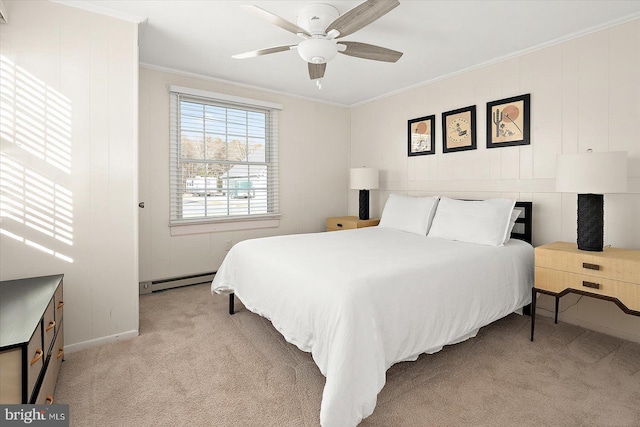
[442,105,476,153]
[486,93,530,148]
[408,115,435,157]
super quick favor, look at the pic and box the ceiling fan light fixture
[297,38,338,64]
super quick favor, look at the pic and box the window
[169,86,280,227]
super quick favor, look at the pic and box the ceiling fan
[232,0,403,86]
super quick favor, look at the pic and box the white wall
[0,0,139,349]
[350,19,640,342]
[138,67,350,282]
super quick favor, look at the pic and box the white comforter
[211,227,533,426]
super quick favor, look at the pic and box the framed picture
[408,115,435,156]
[442,105,476,153]
[486,94,530,148]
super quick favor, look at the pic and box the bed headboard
[511,201,532,244]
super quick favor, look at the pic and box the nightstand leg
[530,288,537,341]
[554,296,559,324]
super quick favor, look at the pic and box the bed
[212,197,534,426]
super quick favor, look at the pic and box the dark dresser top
[0,274,63,349]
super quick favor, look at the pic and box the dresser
[531,242,640,340]
[0,274,64,404]
[326,216,380,232]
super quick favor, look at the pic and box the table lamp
[350,167,379,220]
[556,150,627,251]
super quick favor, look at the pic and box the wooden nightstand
[531,241,640,341]
[326,216,380,232]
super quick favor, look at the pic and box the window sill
[170,216,280,236]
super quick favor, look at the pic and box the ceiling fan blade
[241,5,311,37]
[325,0,400,39]
[308,63,326,80]
[338,41,403,62]
[232,45,296,60]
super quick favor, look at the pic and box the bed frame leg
[522,303,532,316]
[229,293,235,315]
[530,288,537,341]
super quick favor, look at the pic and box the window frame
[169,86,281,233]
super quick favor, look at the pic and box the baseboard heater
[139,271,216,294]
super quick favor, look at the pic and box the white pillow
[378,194,440,235]
[503,208,521,244]
[427,197,516,246]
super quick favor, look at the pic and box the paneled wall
[349,19,640,342]
[0,1,139,349]
[138,67,350,282]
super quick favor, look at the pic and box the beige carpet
[55,283,640,426]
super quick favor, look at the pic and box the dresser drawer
[27,327,44,402]
[54,284,64,333]
[43,298,56,354]
[535,266,640,311]
[35,322,64,405]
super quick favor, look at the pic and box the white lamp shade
[350,167,379,190]
[556,151,627,194]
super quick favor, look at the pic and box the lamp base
[358,189,370,220]
[577,193,603,252]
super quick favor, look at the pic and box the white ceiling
[69,0,640,106]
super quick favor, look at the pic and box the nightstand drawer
[327,217,358,231]
[535,267,640,311]
[326,216,379,232]
[535,242,640,283]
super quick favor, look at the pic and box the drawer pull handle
[46,321,55,332]
[45,396,54,405]
[583,262,600,271]
[57,301,64,309]
[30,349,43,366]
[57,348,65,359]
[337,223,343,227]
[583,281,600,289]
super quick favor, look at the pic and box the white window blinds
[169,87,280,225]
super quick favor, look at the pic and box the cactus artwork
[487,94,530,148]
[492,105,519,138]
[492,109,503,138]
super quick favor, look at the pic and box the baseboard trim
[534,301,640,343]
[65,329,139,354]
[140,271,215,294]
